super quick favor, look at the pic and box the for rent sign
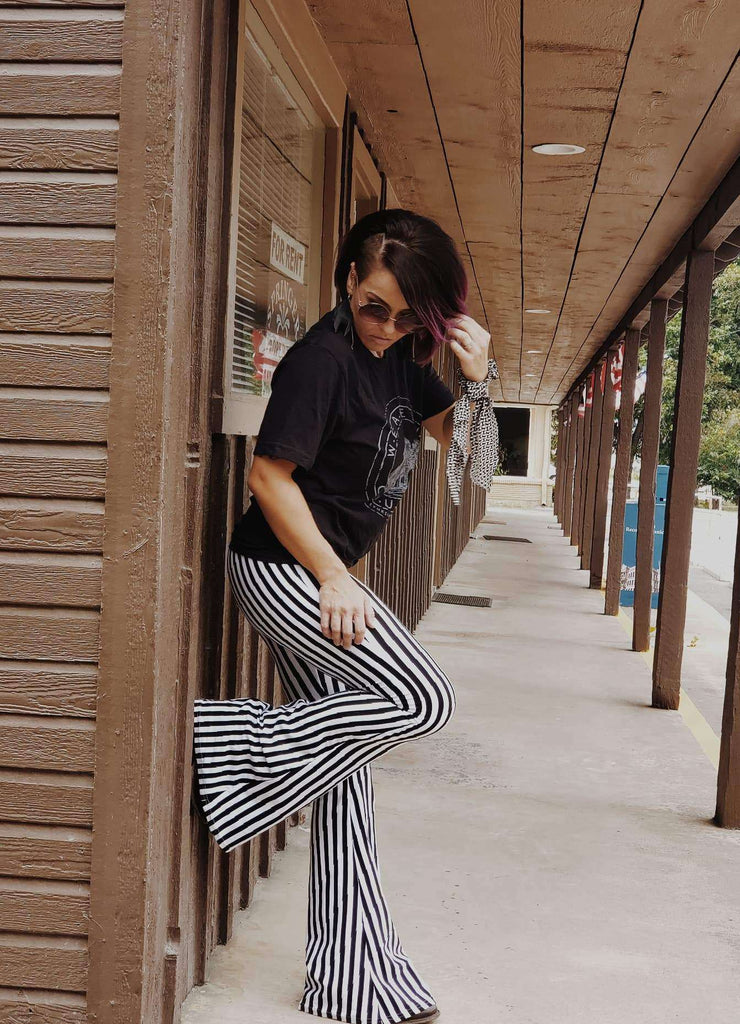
[269,222,306,284]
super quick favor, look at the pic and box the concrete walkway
[181,507,740,1024]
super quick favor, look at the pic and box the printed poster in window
[251,223,308,395]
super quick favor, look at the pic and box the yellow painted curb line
[608,591,721,770]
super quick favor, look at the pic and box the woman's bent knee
[403,668,456,737]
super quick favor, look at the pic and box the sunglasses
[355,298,424,335]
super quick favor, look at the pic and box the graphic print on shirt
[364,397,422,518]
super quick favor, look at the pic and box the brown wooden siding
[0,5,119,1021]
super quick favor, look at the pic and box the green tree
[659,260,740,500]
[698,410,740,499]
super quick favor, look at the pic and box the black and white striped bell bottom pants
[192,548,457,1024]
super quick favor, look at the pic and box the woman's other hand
[318,568,378,649]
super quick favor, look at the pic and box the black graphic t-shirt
[228,298,455,568]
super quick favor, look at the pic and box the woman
[192,208,496,1024]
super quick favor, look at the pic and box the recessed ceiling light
[524,308,551,314]
[524,373,537,377]
[526,349,542,353]
[532,143,585,155]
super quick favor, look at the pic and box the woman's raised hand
[444,313,491,383]
[319,569,378,649]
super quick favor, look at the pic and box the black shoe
[399,1007,439,1022]
[190,744,208,826]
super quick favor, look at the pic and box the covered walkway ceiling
[306,0,740,405]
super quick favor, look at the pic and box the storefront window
[226,19,324,410]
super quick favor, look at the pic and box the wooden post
[575,374,594,552]
[556,405,569,524]
[605,329,640,615]
[590,348,618,588]
[554,406,564,521]
[558,405,568,521]
[571,382,587,548]
[653,248,714,709]
[563,391,579,538]
[582,363,604,571]
[716,505,740,827]
[633,299,667,651]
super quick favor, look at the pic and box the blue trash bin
[619,465,668,608]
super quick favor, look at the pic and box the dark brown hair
[333,208,468,365]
